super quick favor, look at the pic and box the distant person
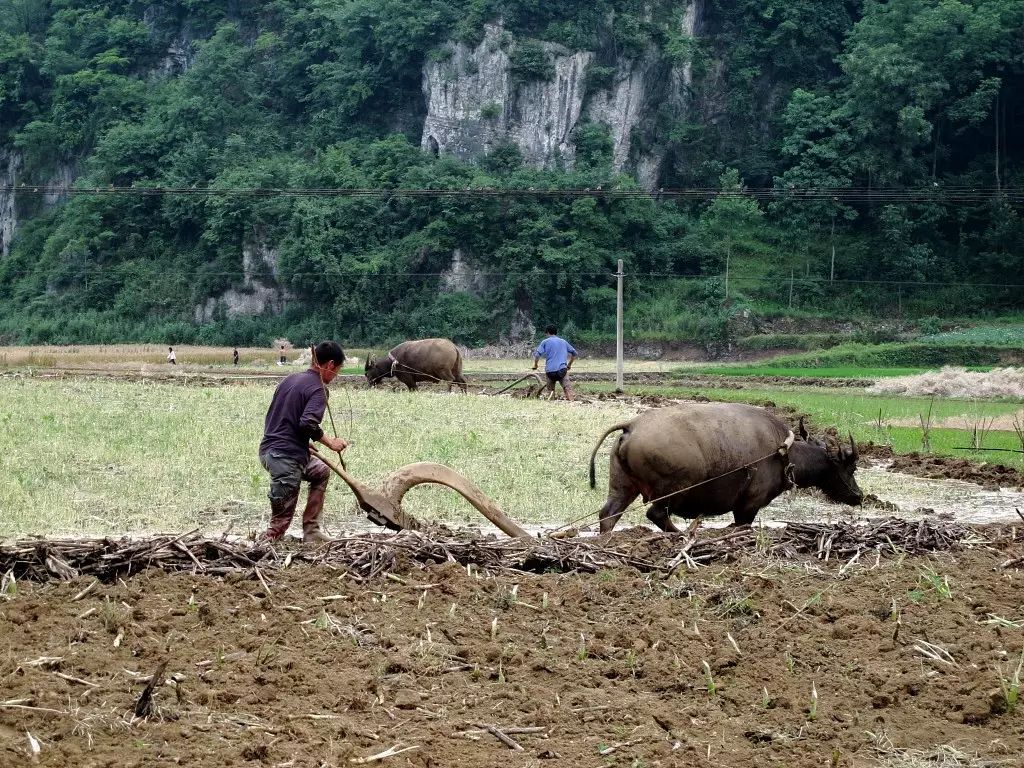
[278,345,286,366]
[532,325,577,401]
[233,348,239,366]
[167,347,176,365]
[259,340,348,544]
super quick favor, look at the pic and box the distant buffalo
[365,338,468,393]
[589,403,862,532]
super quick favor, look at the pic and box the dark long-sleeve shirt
[259,369,328,464]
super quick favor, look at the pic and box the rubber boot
[302,479,332,545]
[263,495,297,541]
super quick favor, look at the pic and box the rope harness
[310,345,348,469]
[643,442,794,507]
[382,353,459,386]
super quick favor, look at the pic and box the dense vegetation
[0,0,1021,348]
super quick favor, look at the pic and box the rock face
[43,162,76,206]
[1,149,81,258]
[194,236,289,322]
[439,248,488,296]
[1,149,22,259]
[422,24,592,168]
[420,2,704,187]
[143,6,196,76]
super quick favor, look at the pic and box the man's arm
[532,339,546,370]
[566,342,577,370]
[299,389,349,453]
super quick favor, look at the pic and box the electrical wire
[2,184,1022,203]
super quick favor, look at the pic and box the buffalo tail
[588,422,631,489]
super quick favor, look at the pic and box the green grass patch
[921,325,1024,346]
[680,342,1015,375]
[684,366,975,379]
[734,333,850,353]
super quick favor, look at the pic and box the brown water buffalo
[588,403,862,532]
[365,338,468,393]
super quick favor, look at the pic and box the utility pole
[995,91,1001,191]
[615,259,624,393]
[724,242,730,300]
[829,208,836,283]
[789,268,794,309]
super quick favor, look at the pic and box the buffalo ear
[797,417,809,441]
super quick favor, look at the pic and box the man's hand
[319,435,349,453]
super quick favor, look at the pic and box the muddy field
[4,366,870,389]
[3,534,1023,768]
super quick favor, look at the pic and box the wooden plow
[310,448,530,539]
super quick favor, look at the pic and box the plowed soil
[858,443,1024,490]
[3,544,1023,767]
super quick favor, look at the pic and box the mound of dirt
[888,453,1024,491]
[2,545,1022,767]
[857,442,1024,490]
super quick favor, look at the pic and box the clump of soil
[859,443,1024,490]
[888,453,1024,491]
[2,547,1022,767]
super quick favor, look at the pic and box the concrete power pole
[615,259,624,392]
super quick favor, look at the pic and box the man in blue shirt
[532,325,577,401]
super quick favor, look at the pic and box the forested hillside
[0,0,1021,348]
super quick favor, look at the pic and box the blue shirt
[533,336,577,372]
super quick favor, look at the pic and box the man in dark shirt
[258,340,348,544]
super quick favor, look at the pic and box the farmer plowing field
[257,340,349,544]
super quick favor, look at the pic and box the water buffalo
[365,338,468,393]
[588,403,862,532]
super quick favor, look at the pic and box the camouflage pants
[259,451,330,539]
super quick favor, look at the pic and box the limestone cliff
[0,150,20,260]
[194,235,289,322]
[421,24,592,169]
[420,1,703,188]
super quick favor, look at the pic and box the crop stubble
[1,528,1022,767]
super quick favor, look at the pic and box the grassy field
[0,344,686,375]
[922,323,1024,345]
[4,374,1023,539]
[683,365,975,379]
[0,378,648,537]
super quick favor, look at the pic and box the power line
[2,184,1023,203]
[1,266,1021,289]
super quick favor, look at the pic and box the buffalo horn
[778,430,795,455]
[849,432,858,462]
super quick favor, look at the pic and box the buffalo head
[364,355,392,386]
[790,418,863,506]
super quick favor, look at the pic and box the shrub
[509,40,555,83]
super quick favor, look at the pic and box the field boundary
[4,520,1020,584]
